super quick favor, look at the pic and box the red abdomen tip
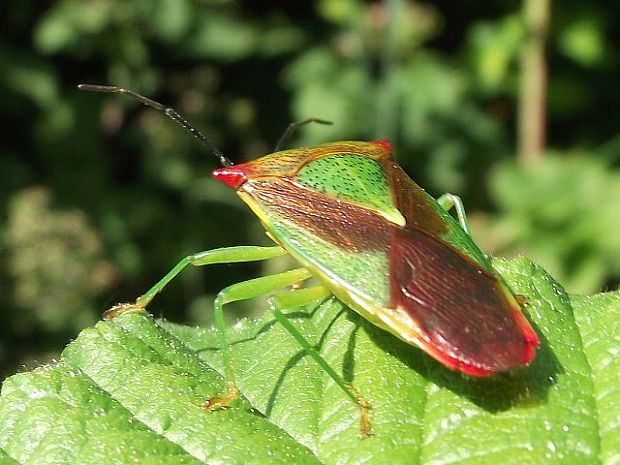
[212,167,248,189]
[373,139,392,152]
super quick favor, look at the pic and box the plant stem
[518,0,550,165]
[375,0,401,142]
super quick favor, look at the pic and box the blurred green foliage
[1,0,620,379]
[6,188,114,332]
[481,153,620,293]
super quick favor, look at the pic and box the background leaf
[1,257,619,464]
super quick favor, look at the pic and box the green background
[2,0,620,381]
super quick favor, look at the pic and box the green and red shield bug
[79,84,539,437]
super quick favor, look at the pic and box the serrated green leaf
[1,257,619,464]
[571,292,620,464]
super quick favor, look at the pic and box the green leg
[204,268,313,410]
[437,193,470,235]
[136,245,287,307]
[104,245,287,319]
[269,289,372,437]
[104,244,372,434]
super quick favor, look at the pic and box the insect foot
[203,381,240,411]
[102,302,147,320]
[358,397,372,438]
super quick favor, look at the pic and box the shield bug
[79,84,539,436]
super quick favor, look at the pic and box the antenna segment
[78,84,233,167]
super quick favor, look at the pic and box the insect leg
[204,268,314,410]
[269,291,372,437]
[104,245,287,320]
[437,193,471,235]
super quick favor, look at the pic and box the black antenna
[77,84,233,167]
[274,118,332,152]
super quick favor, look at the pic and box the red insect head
[212,166,248,189]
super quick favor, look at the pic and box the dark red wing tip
[457,364,495,377]
[453,303,540,376]
[520,324,540,365]
[430,328,540,378]
[463,347,539,377]
[444,348,537,377]
[511,304,540,366]
[372,139,392,152]
[212,167,248,189]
